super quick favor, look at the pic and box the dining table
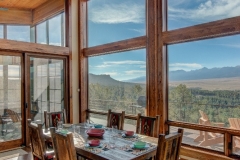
[43,123,158,160]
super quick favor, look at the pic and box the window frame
[79,0,240,158]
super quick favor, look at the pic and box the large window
[36,22,47,44]
[0,25,3,38]
[168,35,240,154]
[0,55,22,142]
[35,13,65,46]
[88,0,146,47]
[7,25,30,42]
[30,58,65,122]
[168,0,240,30]
[88,49,146,130]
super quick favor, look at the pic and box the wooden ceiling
[0,0,48,10]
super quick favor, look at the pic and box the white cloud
[169,63,203,71]
[129,29,146,34]
[169,0,240,21]
[89,3,145,24]
[94,60,145,68]
[218,44,240,48]
[95,64,112,68]
[104,60,145,65]
[125,70,145,75]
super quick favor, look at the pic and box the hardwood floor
[19,147,33,160]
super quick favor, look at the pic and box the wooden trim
[87,109,138,120]
[65,0,72,123]
[224,133,232,156]
[79,0,88,123]
[0,8,32,25]
[83,36,146,57]
[180,146,235,160]
[32,0,65,25]
[168,121,240,137]
[0,39,69,55]
[163,16,240,45]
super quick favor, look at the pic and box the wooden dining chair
[44,109,66,132]
[27,119,55,160]
[107,109,125,130]
[136,113,160,137]
[156,128,184,160]
[50,127,77,160]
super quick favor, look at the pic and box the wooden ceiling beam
[0,39,69,55]
[163,16,240,45]
[0,8,32,25]
[83,36,146,57]
[32,0,65,25]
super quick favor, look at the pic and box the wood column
[146,0,167,134]
[79,0,88,123]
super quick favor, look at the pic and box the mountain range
[89,66,240,85]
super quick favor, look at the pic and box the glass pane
[168,35,240,129]
[0,25,3,39]
[88,49,146,115]
[168,0,240,30]
[170,126,223,152]
[88,0,146,47]
[30,27,35,43]
[49,14,62,46]
[0,55,22,142]
[30,58,64,123]
[89,113,107,126]
[36,22,47,44]
[7,25,30,42]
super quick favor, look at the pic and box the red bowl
[125,131,134,136]
[88,140,100,146]
[86,128,105,137]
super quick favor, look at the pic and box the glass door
[26,55,67,125]
[0,52,24,150]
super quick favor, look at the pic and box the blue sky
[88,0,240,81]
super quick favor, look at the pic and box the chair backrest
[4,109,21,123]
[199,110,209,121]
[136,113,160,137]
[107,109,125,130]
[44,109,66,131]
[228,118,240,129]
[156,128,184,160]
[27,119,46,160]
[50,127,77,160]
[199,110,212,126]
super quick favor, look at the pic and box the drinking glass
[74,126,81,138]
[57,121,63,131]
[84,118,90,128]
[109,135,116,149]
[112,125,118,135]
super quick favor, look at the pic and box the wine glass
[57,121,63,131]
[112,125,118,136]
[109,135,116,149]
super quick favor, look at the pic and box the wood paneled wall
[0,8,32,25]
[32,0,64,25]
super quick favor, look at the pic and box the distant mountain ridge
[89,73,145,87]
[89,66,240,84]
[169,66,240,81]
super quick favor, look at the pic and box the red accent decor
[51,114,61,127]
[125,131,134,136]
[110,114,119,128]
[86,128,105,137]
[88,139,100,146]
[140,118,153,136]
